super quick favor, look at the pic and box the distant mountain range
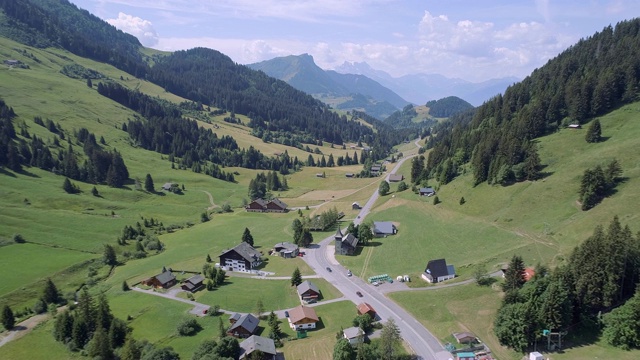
[248,54,410,119]
[335,61,519,106]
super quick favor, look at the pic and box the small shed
[457,352,475,360]
[567,124,581,129]
[352,202,361,210]
[453,331,476,344]
[419,187,436,197]
[529,352,544,360]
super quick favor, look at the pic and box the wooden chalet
[142,270,176,289]
[219,242,262,272]
[288,305,319,330]
[357,303,377,319]
[297,280,321,303]
[227,313,259,338]
[239,335,277,360]
[181,274,205,292]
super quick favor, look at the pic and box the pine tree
[585,119,602,143]
[120,337,141,360]
[62,177,78,194]
[218,316,226,339]
[87,326,113,359]
[291,267,302,287]
[122,281,130,291]
[1,305,15,330]
[53,310,73,342]
[144,173,155,192]
[42,278,60,305]
[242,227,254,246]
[379,318,401,360]
[502,255,526,292]
[91,186,99,196]
[103,244,117,265]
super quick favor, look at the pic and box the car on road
[347,270,352,277]
[284,310,289,318]
[356,291,363,297]
[326,267,332,272]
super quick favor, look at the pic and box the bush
[177,318,202,336]
[13,233,25,243]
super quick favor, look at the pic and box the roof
[229,313,259,334]
[357,303,376,315]
[186,274,204,285]
[220,242,261,263]
[269,198,288,209]
[239,335,276,358]
[524,267,536,281]
[419,187,435,193]
[373,221,395,234]
[162,182,175,190]
[155,271,175,285]
[250,198,268,207]
[335,228,344,239]
[457,352,476,358]
[297,280,320,296]
[388,174,403,181]
[343,326,364,339]
[342,233,359,248]
[447,264,456,276]
[453,332,476,341]
[425,259,451,278]
[274,242,298,252]
[371,165,381,171]
[288,305,318,324]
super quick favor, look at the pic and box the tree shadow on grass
[16,168,39,178]
[0,168,17,177]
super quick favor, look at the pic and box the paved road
[300,141,453,360]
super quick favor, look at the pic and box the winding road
[298,141,454,360]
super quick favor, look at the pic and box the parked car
[326,267,332,272]
[347,270,352,277]
[356,291,363,297]
[372,281,379,286]
[284,310,289,318]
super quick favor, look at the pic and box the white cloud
[107,12,159,47]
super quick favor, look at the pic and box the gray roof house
[421,259,456,283]
[419,187,436,196]
[239,335,277,360]
[219,242,262,272]
[372,221,398,237]
[388,174,404,182]
[228,313,260,338]
[335,228,359,256]
[343,326,365,345]
[181,274,205,292]
[142,270,177,289]
[274,242,299,258]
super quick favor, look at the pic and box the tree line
[495,216,640,352]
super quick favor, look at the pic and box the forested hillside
[421,19,640,186]
[0,0,148,77]
[0,0,398,161]
[425,96,473,118]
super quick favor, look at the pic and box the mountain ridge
[335,60,518,106]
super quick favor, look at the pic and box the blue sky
[70,0,640,82]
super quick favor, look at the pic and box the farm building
[370,165,381,175]
[4,59,20,66]
[372,221,397,237]
[388,174,404,182]
[288,305,319,330]
[297,280,321,303]
[343,326,365,345]
[453,332,477,344]
[419,187,436,196]
[273,242,299,258]
[219,242,262,272]
[227,313,259,338]
[422,259,456,283]
[357,303,377,319]
[142,270,176,289]
[567,124,581,129]
[335,228,359,255]
[239,335,277,360]
[181,274,205,292]
[345,173,354,178]
[245,198,288,213]
[352,202,361,210]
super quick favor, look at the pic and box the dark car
[284,310,289,318]
[326,267,332,272]
[356,291,363,297]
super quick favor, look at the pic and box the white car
[372,281,379,286]
[347,270,352,277]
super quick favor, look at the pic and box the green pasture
[339,195,548,282]
[108,290,225,359]
[0,243,93,298]
[280,300,357,360]
[0,318,81,360]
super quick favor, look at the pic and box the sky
[69,0,640,82]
